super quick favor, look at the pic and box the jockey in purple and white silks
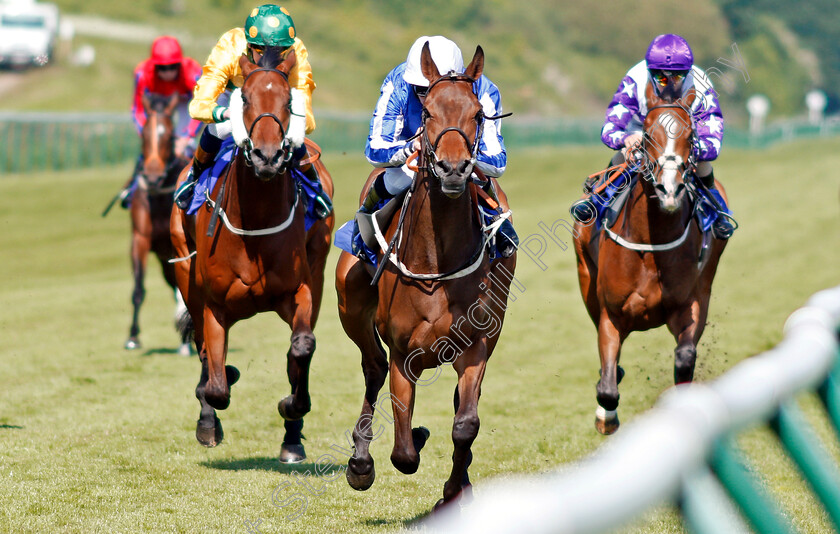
[359,35,517,257]
[571,33,734,239]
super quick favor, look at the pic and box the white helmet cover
[402,35,465,87]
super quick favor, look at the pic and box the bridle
[419,72,511,180]
[639,102,698,185]
[141,106,179,194]
[239,67,295,173]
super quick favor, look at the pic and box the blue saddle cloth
[591,168,731,233]
[185,138,325,232]
[334,196,505,268]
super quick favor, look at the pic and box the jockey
[176,3,324,214]
[361,35,518,257]
[570,33,735,240]
[120,36,202,208]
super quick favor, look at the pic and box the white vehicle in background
[0,0,59,69]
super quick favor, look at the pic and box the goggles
[156,63,180,72]
[650,69,688,89]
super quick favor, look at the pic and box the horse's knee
[289,332,316,360]
[452,414,480,449]
[674,346,697,384]
[596,380,620,411]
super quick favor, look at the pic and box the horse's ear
[420,42,441,85]
[239,54,256,78]
[464,45,484,81]
[278,48,296,76]
[645,81,661,108]
[680,88,697,109]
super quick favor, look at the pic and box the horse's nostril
[457,160,471,174]
[438,161,453,174]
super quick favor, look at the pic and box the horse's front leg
[389,354,429,476]
[438,345,487,510]
[192,304,238,447]
[276,284,316,463]
[667,299,703,384]
[202,305,237,410]
[336,253,388,489]
[126,206,151,350]
[595,311,625,434]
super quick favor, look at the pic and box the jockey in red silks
[119,36,202,208]
[570,34,734,240]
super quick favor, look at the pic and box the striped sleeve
[365,68,412,167]
[601,74,641,150]
[475,76,506,177]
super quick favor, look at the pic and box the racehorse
[573,83,728,434]
[126,92,191,356]
[335,43,517,509]
[169,48,335,461]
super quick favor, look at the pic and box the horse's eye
[475,111,484,122]
[241,94,249,106]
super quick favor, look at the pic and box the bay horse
[573,83,728,434]
[169,48,334,462]
[335,43,516,510]
[126,92,191,356]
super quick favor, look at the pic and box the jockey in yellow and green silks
[176,4,318,209]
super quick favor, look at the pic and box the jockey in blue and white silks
[360,35,517,257]
[572,33,734,240]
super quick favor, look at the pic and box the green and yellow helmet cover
[244,5,296,48]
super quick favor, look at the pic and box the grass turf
[0,139,839,533]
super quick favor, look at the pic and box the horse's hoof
[277,395,310,421]
[225,365,240,386]
[347,457,375,491]
[125,338,141,350]
[178,343,192,357]
[412,426,431,452]
[279,442,306,464]
[595,407,620,435]
[196,417,224,447]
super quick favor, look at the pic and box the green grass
[1,139,839,533]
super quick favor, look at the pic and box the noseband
[240,67,294,171]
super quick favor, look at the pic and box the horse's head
[237,47,296,181]
[640,82,696,213]
[140,93,178,187]
[419,43,485,198]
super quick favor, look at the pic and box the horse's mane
[258,46,286,70]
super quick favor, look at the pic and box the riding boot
[481,180,519,258]
[571,158,616,224]
[697,170,735,240]
[175,145,214,210]
[359,171,393,214]
[299,161,332,219]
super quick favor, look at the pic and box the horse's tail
[176,308,194,340]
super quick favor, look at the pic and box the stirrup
[174,177,196,210]
[496,219,518,258]
[570,198,597,224]
[712,212,737,240]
